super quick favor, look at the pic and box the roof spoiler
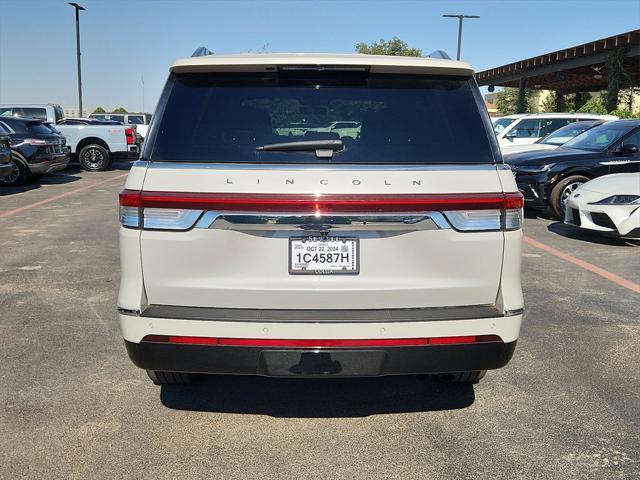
[191,47,214,57]
[190,48,451,60]
[426,50,451,60]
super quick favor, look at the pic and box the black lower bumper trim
[140,304,503,323]
[125,340,517,377]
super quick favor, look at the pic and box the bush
[576,98,607,114]
[608,109,640,119]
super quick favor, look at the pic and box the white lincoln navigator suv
[118,53,524,385]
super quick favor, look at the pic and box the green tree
[496,88,536,115]
[112,107,128,114]
[570,92,591,111]
[92,106,106,114]
[355,37,422,56]
[605,47,631,112]
[543,92,592,113]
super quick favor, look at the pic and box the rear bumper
[28,153,70,174]
[125,339,517,377]
[120,309,522,377]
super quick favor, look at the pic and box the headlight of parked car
[511,164,555,174]
[589,195,640,205]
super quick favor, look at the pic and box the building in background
[485,99,498,116]
[63,107,95,118]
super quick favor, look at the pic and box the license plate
[289,237,359,274]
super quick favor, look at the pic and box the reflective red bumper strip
[141,334,502,348]
[120,190,523,213]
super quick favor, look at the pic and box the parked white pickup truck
[0,104,141,171]
[88,112,152,139]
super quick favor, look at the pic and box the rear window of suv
[28,122,56,135]
[148,72,497,164]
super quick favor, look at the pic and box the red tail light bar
[125,128,134,145]
[119,190,523,213]
[141,334,502,348]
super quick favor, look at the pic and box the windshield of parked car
[562,123,634,151]
[493,117,516,134]
[539,121,601,146]
[149,72,496,164]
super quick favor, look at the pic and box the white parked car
[501,120,607,154]
[494,113,617,148]
[306,121,362,139]
[118,52,524,386]
[565,173,640,239]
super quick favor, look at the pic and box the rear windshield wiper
[256,139,344,158]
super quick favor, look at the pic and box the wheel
[549,175,589,220]
[78,144,110,171]
[0,155,28,186]
[146,370,196,385]
[438,370,486,383]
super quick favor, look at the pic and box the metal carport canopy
[475,29,640,94]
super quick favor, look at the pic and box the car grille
[571,208,581,226]
[590,212,616,230]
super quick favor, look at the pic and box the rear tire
[438,370,486,383]
[79,144,110,171]
[549,175,589,220]
[0,155,28,186]
[146,370,196,385]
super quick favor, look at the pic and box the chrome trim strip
[194,212,452,231]
[140,304,504,323]
[144,162,502,171]
[599,160,640,165]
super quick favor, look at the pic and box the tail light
[13,138,59,147]
[444,193,523,232]
[125,127,134,145]
[119,190,523,232]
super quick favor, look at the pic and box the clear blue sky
[0,0,638,113]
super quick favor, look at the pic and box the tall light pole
[442,14,480,61]
[69,3,85,117]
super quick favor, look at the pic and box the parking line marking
[523,235,640,294]
[0,173,128,219]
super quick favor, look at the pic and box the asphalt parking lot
[1,164,639,480]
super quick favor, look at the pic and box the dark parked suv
[0,123,12,180]
[504,120,640,219]
[0,117,70,186]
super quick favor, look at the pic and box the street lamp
[442,14,480,61]
[69,3,85,117]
